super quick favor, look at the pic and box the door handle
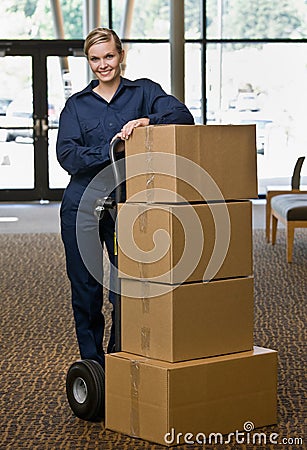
[33,118,49,137]
[41,118,48,137]
[34,118,41,136]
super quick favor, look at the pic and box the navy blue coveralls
[56,77,194,368]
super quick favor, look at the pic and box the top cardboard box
[125,124,258,203]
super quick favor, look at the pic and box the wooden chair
[271,193,307,262]
[266,156,307,242]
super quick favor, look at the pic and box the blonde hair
[84,27,123,56]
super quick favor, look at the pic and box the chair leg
[287,223,295,263]
[266,198,271,243]
[271,214,278,245]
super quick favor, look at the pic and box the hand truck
[65,137,123,421]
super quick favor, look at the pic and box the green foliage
[24,0,37,17]
[4,0,22,14]
[3,0,83,38]
[61,0,83,38]
[185,0,202,37]
[112,0,170,38]
[1,0,307,40]
[223,0,307,39]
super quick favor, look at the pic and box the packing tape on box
[138,261,146,279]
[141,282,150,354]
[130,360,140,437]
[145,126,154,203]
[137,205,148,279]
[142,298,150,314]
[130,357,153,437]
[141,282,150,312]
[130,358,148,437]
[137,204,148,232]
[141,281,150,356]
[141,327,150,354]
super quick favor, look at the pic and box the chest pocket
[80,119,106,145]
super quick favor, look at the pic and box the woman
[56,27,194,369]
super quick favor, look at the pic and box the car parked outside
[4,96,33,141]
[240,117,273,155]
[0,90,59,142]
[236,92,260,112]
[0,98,13,116]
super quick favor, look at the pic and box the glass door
[0,55,35,194]
[47,54,89,190]
[0,40,84,201]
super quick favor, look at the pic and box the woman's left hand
[120,117,150,140]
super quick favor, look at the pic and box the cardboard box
[121,277,254,362]
[125,124,258,203]
[106,347,277,446]
[117,200,252,283]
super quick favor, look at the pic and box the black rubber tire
[66,359,105,421]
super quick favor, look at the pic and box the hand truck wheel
[66,359,105,421]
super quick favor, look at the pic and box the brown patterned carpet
[0,230,306,449]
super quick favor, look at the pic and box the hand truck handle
[109,137,124,205]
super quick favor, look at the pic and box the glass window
[112,0,170,38]
[185,0,202,39]
[47,55,89,189]
[0,56,34,189]
[0,0,109,39]
[124,43,171,91]
[185,43,202,123]
[206,42,307,194]
[207,0,307,40]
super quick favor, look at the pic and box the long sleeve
[143,80,195,125]
[56,98,110,176]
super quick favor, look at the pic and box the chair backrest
[291,156,305,190]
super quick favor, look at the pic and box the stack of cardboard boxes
[105,125,277,446]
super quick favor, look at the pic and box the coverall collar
[75,77,141,101]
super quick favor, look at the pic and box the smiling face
[87,37,124,87]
